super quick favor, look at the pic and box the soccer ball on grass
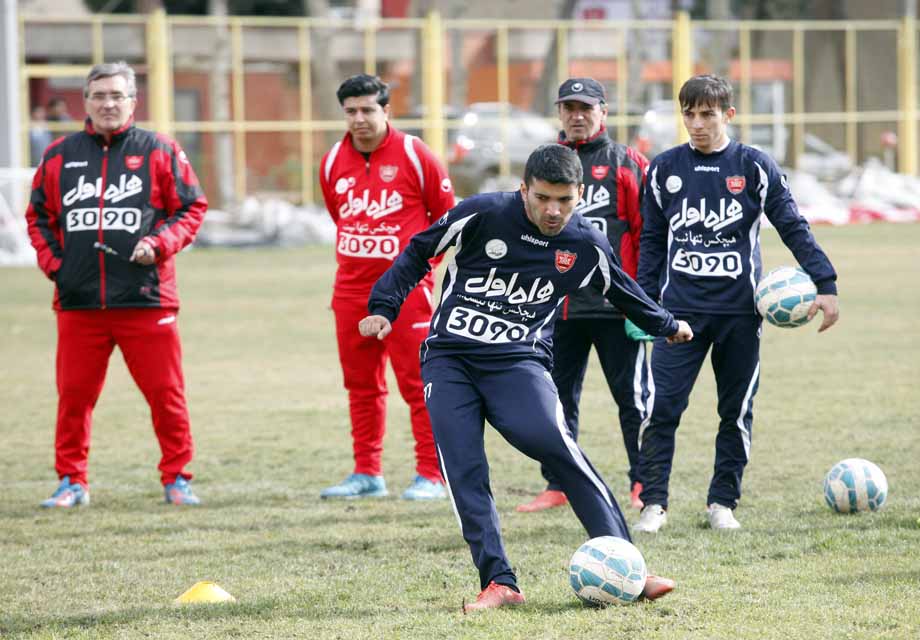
[754,266,816,328]
[823,458,888,513]
[569,536,646,605]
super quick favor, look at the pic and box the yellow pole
[739,26,751,145]
[364,26,376,76]
[672,10,692,145]
[422,10,445,162]
[146,8,172,137]
[299,23,313,205]
[845,26,857,164]
[617,25,627,144]
[897,15,917,176]
[556,25,567,93]
[92,18,103,64]
[792,27,804,169]
[231,19,246,202]
[497,24,510,178]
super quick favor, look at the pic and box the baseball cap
[555,78,607,106]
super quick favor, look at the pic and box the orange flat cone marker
[174,581,236,604]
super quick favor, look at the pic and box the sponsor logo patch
[591,165,609,180]
[125,155,144,170]
[63,174,143,207]
[485,239,508,259]
[379,165,398,182]
[555,249,577,273]
[726,176,746,194]
[335,176,356,195]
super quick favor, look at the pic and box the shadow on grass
[0,593,408,635]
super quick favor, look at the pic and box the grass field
[1,222,918,639]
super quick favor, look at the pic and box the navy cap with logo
[555,77,607,106]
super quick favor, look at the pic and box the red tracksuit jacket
[319,125,455,299]
[26,118,207,311]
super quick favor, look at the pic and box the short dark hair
[336,74,390,107]
[679,74,733,112]
[524,144,583,187]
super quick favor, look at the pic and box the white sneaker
[634,504,667,533]
[707,503,741,530]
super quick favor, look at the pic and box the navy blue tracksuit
[637,140,837,510]
[549,318,647,489]
[368,190,679,590]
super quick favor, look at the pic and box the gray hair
[84,61,137,98]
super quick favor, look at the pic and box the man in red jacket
[26,61,207,508]
[319,74,455,500]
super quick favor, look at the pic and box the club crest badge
[379,165,398,182]
[125,155,144,170]
[665,175,682,193]
[555,250,577,273]
[726,176,746,194]
[485,239,507,259]
[591,165,609,180]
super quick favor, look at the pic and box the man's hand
[130,239,156,265]
[807,294,839,332]
[358,315,392,340]
[666,320,693,344]
[624,318,654,342]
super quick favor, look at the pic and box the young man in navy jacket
[633,75,839,533]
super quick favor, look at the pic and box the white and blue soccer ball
[824,458,888,513]
[754,266,817,328]
[569,536,647,606]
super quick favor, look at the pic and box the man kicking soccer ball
[359,144,692,611]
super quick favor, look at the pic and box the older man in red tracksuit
[319,74,455,500]
[26,62,207,508]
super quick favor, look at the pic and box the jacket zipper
[97,145,109,309]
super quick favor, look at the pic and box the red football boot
[515,489,568,513]
[630,482,644,510]
[462,582,526,613]
[641,574,676,601]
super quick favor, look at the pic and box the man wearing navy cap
[517,77,653,514]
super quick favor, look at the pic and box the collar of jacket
[83,116,135,146]
[345,122,397,155]
[558,124,609,152]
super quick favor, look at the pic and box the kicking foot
[515,489,568,513]
[462,582,525,613]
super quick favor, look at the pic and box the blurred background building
[1,0,918,245]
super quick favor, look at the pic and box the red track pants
[54,308,194,487]
[332,286,441,482]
